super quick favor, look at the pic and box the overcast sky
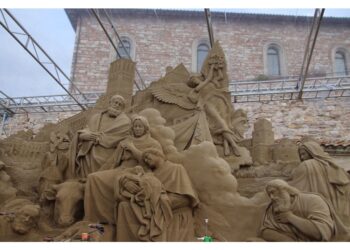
[1,8,350,98]
[0,9,74,97]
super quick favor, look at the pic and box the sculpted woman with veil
[290,141,350,225]
[84,115,164,224]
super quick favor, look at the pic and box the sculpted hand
[124,181,141,194]
[121,141,132,149]
[80,132,98,141]
[275,211,293,224]
[195,84,203,92]
[120,141,126,148]
[94,136,100,145]
[125,142,137,152]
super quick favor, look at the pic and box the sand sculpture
[290,141,350,226]
[260,179,350,241]
[0,41,349,242]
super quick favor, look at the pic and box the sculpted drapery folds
[290,141,350,225]
[68,95,131,178]
[116,166,173,241]
[100,115,163,170]
[260,179,350,242]
[41,132,70,175]
[83,112,199,241]
[186,46,240,157]
[5,40,350,242]
[115,148,199,241]
[83,115,164,226]
[150,42,245,158]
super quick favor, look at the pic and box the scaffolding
[90,9,147,91]
[231,75,350,103]
[0,75,349,115]
[0,8,87,111]
[0,91,102,114]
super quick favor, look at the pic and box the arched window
[197,43,209,72]
[267,46,281,76]
[117,38,131,59]
[334,51,348,76]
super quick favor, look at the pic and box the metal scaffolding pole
[90,9,145,91]
[0,91,16,115]
[230,75,350,103]
[0,90,27,114]
[0,8,87,110]
[204,8,215,48]
[103,9,147,89]
[297,8,325,99]
[0,112,8,136]
[0,92,103,114]
[1,75,349,114]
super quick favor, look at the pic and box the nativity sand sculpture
[0,41,349,242]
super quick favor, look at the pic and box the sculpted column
[106,59,136,109]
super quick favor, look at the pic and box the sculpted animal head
[38,166,63,202]
[11,204,40,235]
[44,180,85,227]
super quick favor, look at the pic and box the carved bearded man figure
[69,95,131,178]
[84,115,164,227]
[260,179,350,242]
[290,141,350,226]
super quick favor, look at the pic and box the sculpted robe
[290,141,350,225]
[116,168,173,241]
[116,160,199,242]
[153,160,199,241]
[69,111,131,178]
[102,133,163,170]
[84,133,163,224]
[261,192,349,241]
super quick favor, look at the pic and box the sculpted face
[267,186,291,213]
[235,119,248,138]
[299,147,312,161]
[144,152,159,169]
[11,206,38,235]
[52,181,85,227]
[108,96,125,117]
[208,55,225,70]
[132,120,146,138]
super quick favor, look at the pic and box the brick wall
[63,10,350,143]
[236,97,350,142]
[70,10,350,92]
[0,112,79,139]
[3,96,349,144]
[2,10,350,142]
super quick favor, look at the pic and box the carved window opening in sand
[117,37,132,59]
[334,50,348,76]
[267,45,281,76]
[197,43,210,72]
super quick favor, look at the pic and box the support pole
[297,8,325,99]
[90,9,144,91]
[0,9,86,110]
[204,8,215,48]
[0,112,8,136]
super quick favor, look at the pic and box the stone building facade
[65,9,350,92]
[2,9,350,144]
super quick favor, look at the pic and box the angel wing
[150,81,197,110]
